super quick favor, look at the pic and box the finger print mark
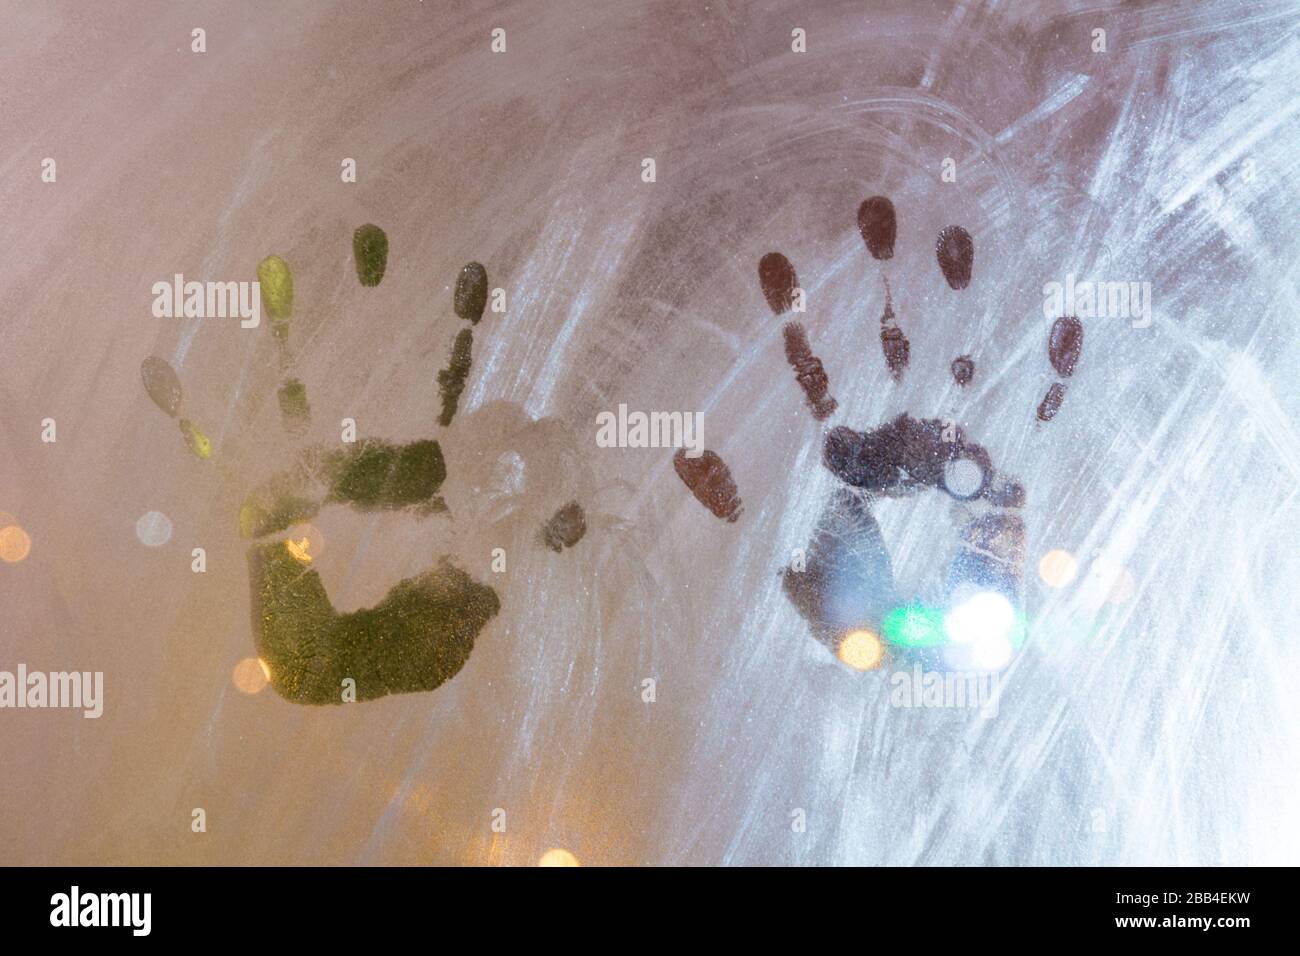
[1037,316,1083,422]
[783,322,837,420]
[257,255,294,331]
[950,355,974,386]
[758,251,798,315]
[141,355,182,417]
[857,196,897,261]
[673,449,742,522]
[879,281,910,380]
[240,491,320,540]
[936,225,974,290]
[1037,382,1067,422]
[1047,316,1083,376]
[454,261,489,323]
[353,223,389,287]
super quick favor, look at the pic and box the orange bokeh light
[837,629,885,671]
[0,524,32,563]
[232,657,271,694]
[538,848,580,867]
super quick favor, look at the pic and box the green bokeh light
[881,603,946,647]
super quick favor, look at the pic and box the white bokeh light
[944,591,1015,646]
[135,510,173,548]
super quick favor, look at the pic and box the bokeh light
[837,629,885,670]
[232,657,271,694]
[0,524,32,563]
[881,603,946,647]
[945,591,1015,646]
[1038,549,1078,587]
[538,848,580,867]
[942,592,1029,671]
[135,510,173,547]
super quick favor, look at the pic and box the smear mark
[278,378,311,436]
[879,282,910,380]
[178,418,211,459]
[438,328,474,426]
[540,500,587,552]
